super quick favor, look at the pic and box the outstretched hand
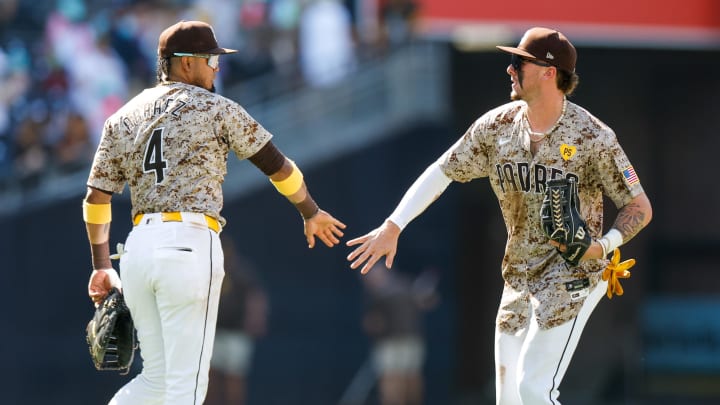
[304,209,346,248]
[346,220,401,274]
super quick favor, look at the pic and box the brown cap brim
[205,47,238,55]
[496,46,537,60]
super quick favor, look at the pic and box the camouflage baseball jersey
[439,99,644,333]
[87,81,272,226]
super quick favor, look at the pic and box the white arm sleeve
[387,161,452,231]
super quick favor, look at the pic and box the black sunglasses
[510,54,552,71]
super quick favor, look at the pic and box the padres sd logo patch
[560,144,576,161]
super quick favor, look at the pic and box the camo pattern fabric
[87,81,272,226]
[439,100,644,333]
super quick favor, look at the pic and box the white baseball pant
[495,279,608,404]
[110,213,224,405]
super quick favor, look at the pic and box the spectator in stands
[52,111,94,174]
[268,0,303,77]
[298,0,356,87]
[12,112,50,189]
[378,0,419,49]
[45,9,128,146]
[206,235,269,405]
[0,40,32,177]
[361,263,439,405]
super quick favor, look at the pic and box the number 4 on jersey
[143,128,168,184]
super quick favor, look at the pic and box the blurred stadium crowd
[0,0,418,192]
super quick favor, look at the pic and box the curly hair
[557,69,579,96]
[156,57,171,84]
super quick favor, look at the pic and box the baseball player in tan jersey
[347,27,652,404]
[82,21,345,405]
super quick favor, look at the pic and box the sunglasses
[510,54,552,71]
[173,53,220,69]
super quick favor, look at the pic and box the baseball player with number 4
[83,20,345,404]
[347,27,652,404]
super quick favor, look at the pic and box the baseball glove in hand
[602,248,634,299]
[86,287,136,374]
[540,178,591,266]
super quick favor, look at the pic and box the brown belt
[133,212,220,233]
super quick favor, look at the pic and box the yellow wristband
[83,201,112,224]
[270,161,304,196]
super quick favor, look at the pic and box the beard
[510,72,524,101]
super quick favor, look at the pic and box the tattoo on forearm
[88,223,111,244]
[613,202,646,242]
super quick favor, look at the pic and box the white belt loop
[179,212,207,227]
[133,212,220,233]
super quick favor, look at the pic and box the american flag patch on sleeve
[622,166,639,186]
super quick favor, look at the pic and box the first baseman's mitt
[540,178,591,266]
[86,287,136,374]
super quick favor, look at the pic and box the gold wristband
[83,201,112,224]
[270,160,304,196]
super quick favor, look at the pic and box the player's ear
[180,56,194,71]
[172,56,192,73]
[545,66,557,79]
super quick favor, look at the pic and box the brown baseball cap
[158,20,237,58]
[497,27,576,73]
